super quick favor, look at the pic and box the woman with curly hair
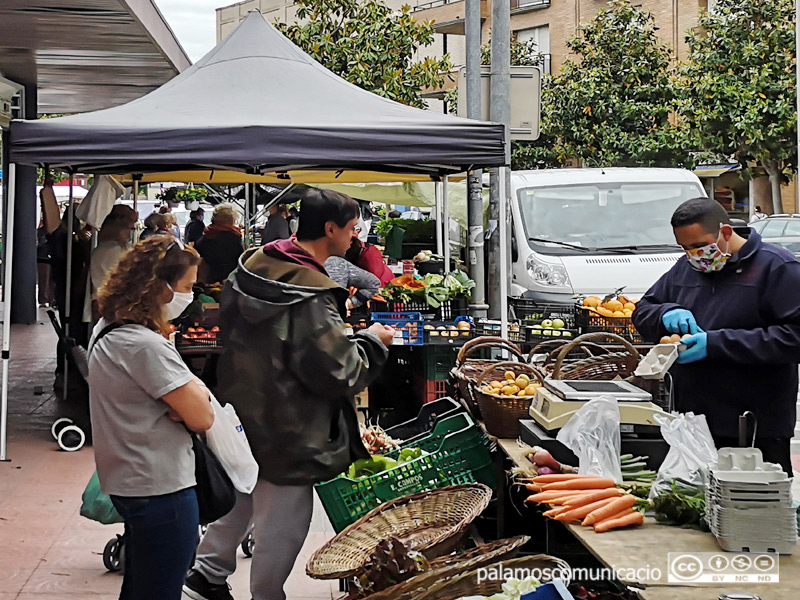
[88,236,214,600]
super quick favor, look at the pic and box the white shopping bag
[206,394,259,493]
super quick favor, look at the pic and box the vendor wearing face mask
[633,197,800,476]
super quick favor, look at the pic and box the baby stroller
[47,310,90,452]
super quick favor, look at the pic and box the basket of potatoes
[473,361,545,438]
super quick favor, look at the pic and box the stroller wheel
[51,418,73,440]
[103,535,125,572]
[241,532,254,558]
[57,424,86,452]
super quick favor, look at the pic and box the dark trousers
[713,435,793,478]
[111,488,199,600]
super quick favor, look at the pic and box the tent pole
[244,183,251,249]
[63,173,75,403]
[499,167,509,339]
[442,175,450,273]
[133,179,139,212]
[434,182,443,256]
[0,164,16,461]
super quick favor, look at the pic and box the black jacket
[633,231,800,438]
[216,249,388,485]
[184,220,206,244]
[195,231,244,284]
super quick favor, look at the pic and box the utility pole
[488,0,511,321]
[465,0,488,317]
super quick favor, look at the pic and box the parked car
[748,214,800,257]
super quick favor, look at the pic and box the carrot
[593,510,644,533]
[563,488,623,507]
[525,483,544,491]
[541,478,616,491]
[595,507,636,524]
[582,495,637,526]
[532,474,600,484]
[554,497,618,522]
[542,505,572,518]
[526,490,585,503]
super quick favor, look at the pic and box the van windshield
[518,182,704,255]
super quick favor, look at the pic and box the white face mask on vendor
[164,284,194,321]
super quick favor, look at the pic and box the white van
[509,168,706,303]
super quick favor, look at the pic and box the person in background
[183,189,393,600]
[633,197,800,476]
[260,203,291,244]
[749,205,767,224]
[164,212,182,240]
[324,254,380,311]
[387,209,402,219]
[37,220,55,307]
[90,206,139,315]
[140,212,169,240]
[346,237,394,286]
[185,208,206,244]
[195,204,245,284]
[90,236,214,600]
[287,206,299,235]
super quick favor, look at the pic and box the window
[759,220,786,238]
[781,220,800,237]
[516,25,550,55]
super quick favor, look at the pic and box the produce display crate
[174,326,222,350]
[388,297,469,321]
[508,297,577,329]
[315,414,494,532]
[423,317,474,346]
[474,319,527,345]
[343,319,369,336]
[418,378,450,404]
[384,397,464,442]
[525,326,579,343]
[372,312,424,346]
[418,344,462,380]
[574,306,645,344]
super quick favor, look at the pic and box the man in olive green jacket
[185,190,393,600]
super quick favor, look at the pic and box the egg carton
[633,343,681,379]
[708,509,798,529]
[709,448,789,482]
[713,534,797,555]
[708,496,794,511]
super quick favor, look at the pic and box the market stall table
[497,438,800,600]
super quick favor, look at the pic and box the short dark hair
[755,205,762,212]
[296,189,359,241]
[670,197,731,234]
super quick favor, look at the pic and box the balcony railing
[512,0,550,10]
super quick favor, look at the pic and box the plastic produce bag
[80,471,123,525]
[206,394,259,493]
[556,396,622,482]
[649,412,718,500]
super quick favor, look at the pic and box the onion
[532,448,563,471]
[537,466,556,475]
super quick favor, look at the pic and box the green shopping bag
[80,472,123,525]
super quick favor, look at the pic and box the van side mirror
[511,232,519,263]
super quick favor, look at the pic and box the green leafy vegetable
[651,481,708,530]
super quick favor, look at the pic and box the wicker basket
[551,332,640,381]
[528,339,611,374]
[306,484,492,580]
[471,362,545,438]
[415,554,571,600]
[359,536,530,600]
[451,337,526,417]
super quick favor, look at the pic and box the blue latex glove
[662,308,700,335]
[676,332,708,364]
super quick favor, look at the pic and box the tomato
[211,326,220,333]
[187,327,196,333]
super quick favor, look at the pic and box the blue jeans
[111,487,199,600]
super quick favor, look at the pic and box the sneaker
[183,569,234,600]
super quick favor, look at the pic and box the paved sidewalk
[0,311,337,599]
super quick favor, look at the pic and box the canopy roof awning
[118,170,467,185]
[0,0,191,114]
[9,11,506,176]
[694,163,742,179]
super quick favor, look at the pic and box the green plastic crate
[315,415,495,532]
[420,344,461,381]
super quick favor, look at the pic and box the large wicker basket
[452,337,526,416]
[528,339,611,374]
[551,332,640,381]
[358,536,530,600]
[414,554,571,600]
[472,362,545,438]
[306,484,492,580]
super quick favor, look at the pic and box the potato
[525,385,539,395]
[491,380,504,389]
[518,390,527,397]
[504,371,516,381]
[482,386,493,393]
[515,377,529,389]
[501,385,516,396]
[518,373,531,384]
[507,384,520,394]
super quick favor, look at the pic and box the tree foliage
[277,0,452,109]
[525,0,691,168]
[680,0,796,209]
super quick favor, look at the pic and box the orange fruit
[622,310,633,318]
[597,307,614,317]
[612,311,626,318]
[583,296,601,308]
[624,303,636,311]
[618,295,630,304]
[606,299,624,312]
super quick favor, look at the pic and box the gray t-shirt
[88,319,196,497]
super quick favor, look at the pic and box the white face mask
[164,284,194,321]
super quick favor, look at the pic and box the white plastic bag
[205,394,259,493]
[556,395,622,482]
[649,412,718,500]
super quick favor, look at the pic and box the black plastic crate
[384,397,464,442]
[574,306,645,344]
[418,344,462,380]
[508,297,577,328]
[423,317,474,346]
[474,319,527,345]
[388,297,469,321]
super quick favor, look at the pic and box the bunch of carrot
[524,473,644,533]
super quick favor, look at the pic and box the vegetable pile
[651,481,708,530]
[361,425,400,455]
[619,454,657,485]
[349,536,429,598]
[525,474,646,533]
[346,448,425,480]
[381,272,475,308]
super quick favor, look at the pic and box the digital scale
[529,379,668,435]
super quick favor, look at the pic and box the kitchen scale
[529,379,667,435]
